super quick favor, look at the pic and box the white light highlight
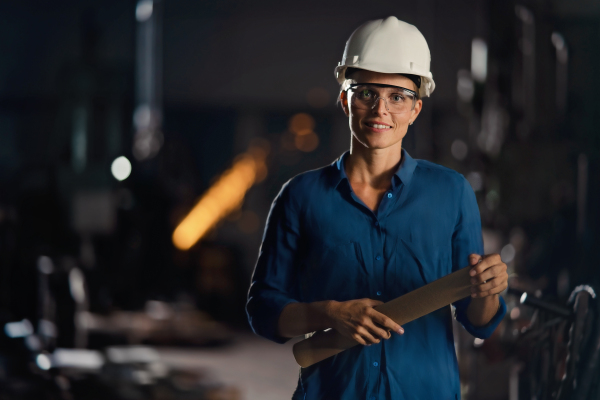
[36,354,52,370]
[520,292,528,304]
[136,0,153,22]
[473,338,485,348]
[551,32,568,65]
[106,346,160,364]
[4,319,33,338]
[69,268,86,304]
[471,38,488,83]
[111,156,132,181]
[501,244,516,263]
[53,349,105,370]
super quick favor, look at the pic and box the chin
[358,139,397,150]
[355,134,402,150]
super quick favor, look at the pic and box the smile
[365,122,392,130]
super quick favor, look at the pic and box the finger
[472,276,502,293]
[357,326,381,345]
[365,321,392,340]
[471,279,508,297]
[352,333,368,346]
[471,264,506,284]
[469,255,498,276]
[370,310,404,334]
[468,254,482,266]
[363,299,384,307]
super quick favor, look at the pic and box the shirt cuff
[247,294,299,344]
[456,295,506,339]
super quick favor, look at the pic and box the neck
[345,138,403,189]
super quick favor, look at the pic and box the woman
[247,16,508,399]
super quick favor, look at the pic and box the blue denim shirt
[247,149,506,400]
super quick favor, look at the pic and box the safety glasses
[347,83,417,114]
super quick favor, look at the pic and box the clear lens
[349,84,416,114]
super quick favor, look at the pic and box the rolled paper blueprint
[292,266,473,368]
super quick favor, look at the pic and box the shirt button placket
[368,361,380,400]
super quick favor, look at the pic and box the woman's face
[341,70,423,151]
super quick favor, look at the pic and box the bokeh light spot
[466,171,483,191]
[501,243,516,263]
[136,0,153,22]
[295,132,319,152]
[510,307,521,320]
[289,113,315,134]
[451,139,468,160]
[111,156,132,181]
[36,354,52,370]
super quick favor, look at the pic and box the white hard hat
[335,16,436,98]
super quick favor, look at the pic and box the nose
[371,97,389,115]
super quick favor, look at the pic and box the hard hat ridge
[335,16,436,98]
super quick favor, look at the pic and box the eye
[359,89,372,98]
[391,94,405,102]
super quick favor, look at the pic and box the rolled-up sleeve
[246,181,301,343]
[451,176,506,339]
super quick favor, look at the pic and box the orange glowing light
[289,113,315,134]
[287,114,319,153]
[294,131,319,152]
[172,145,268,250]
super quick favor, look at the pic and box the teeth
[368,123,390,129]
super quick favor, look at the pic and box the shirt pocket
[300,241,367,302]
[389,238,451,298]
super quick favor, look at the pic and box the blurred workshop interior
[0,0,599,399]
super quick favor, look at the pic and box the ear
[409,99,423,124]
[340,91,350,117]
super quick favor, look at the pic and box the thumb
[469,254,482,265]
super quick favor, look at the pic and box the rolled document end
[293,329,358,368]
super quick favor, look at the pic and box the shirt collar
[330,148,417,188]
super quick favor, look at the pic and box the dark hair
[345,67,421,96]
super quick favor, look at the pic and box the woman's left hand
[468,253,508,298]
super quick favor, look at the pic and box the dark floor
[157,333,301,400]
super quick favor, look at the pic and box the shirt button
[375,255,381,261]
[376,291,382,296]
[373,362,379,367]
[387,193,393,199]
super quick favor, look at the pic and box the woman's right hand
[325,299,404,345]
